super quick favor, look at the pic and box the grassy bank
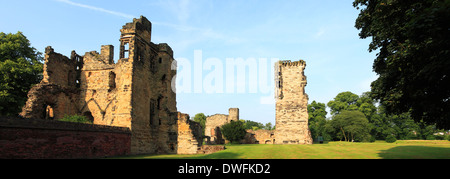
[114,140,450,159]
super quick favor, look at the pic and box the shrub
[385,135,397,143]
[434,134,445,140]
[58,115,93,124]
[220,120,247,144]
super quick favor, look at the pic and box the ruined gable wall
[78,49,123,127]
[41,46,78,88]
[20,47,80,120]
[275,60,312,144]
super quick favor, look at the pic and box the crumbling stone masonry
[204,108,239,144]
[274,60,313,144]
[176,112,202,154]
[242,129,275,144]
[20,16,202,155]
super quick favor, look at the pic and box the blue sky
[0,0,378,125]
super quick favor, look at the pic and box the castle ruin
[17,16,312,158]
[19,16,203,155]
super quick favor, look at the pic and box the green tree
[0,32,43,116]
[356,92,377,120]
[193,113,207,135]
[353,0,450,129]
[389,112,419,140]
[220,120,247,144]
[330,110,370,142]
[242,120,264,130]
[308,101,330,140]
[264,122,274,130]
[327,91,359,115]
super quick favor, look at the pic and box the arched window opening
[44,104,54,120]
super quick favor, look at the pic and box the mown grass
[113,140,450,159]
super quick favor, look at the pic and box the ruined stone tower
[20,16,204,155]
[274,60,312,144]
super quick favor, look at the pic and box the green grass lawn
[115,140,450,159]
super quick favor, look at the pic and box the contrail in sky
[55,0,135,19]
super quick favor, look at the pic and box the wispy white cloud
[55,0,135,19]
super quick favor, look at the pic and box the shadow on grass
[113,151,242,159]
[378,146,450,159]
[190,152,242,159]
[313,141,331,144]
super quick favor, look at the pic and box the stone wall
[177,113,202,154]
[274,60,312,144]
[0,117,131,159]
[197,145,225,154]
[242,129,275,144]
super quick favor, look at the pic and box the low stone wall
[0,117,131,159]
[197,145,226,154]
[242,129,275,144]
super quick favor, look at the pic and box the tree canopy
[0,32,43,116]
[308,101,329,140]
[330,110,370,142]
[309,91,444,142]
[353,0,450,129]
[327,91,377,118]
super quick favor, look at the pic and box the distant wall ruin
[19,16,202,155]
[242,129,275,144]
[204,108,239,144]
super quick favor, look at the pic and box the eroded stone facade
[20,16,202,155]
[274,60,312,144]
[177,112,202,154]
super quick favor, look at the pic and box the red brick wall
[0,117,131,159]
